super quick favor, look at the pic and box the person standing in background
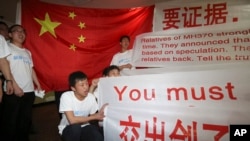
[0,21,14,129]
[110,35,135,72]
[0,21,10,41]
[0,21,13,102]
[1,24,42,141]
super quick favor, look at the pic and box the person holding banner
[89,65,121,101]
[110,35,135,72]
[88,65,120,135]
[58,71,108,141]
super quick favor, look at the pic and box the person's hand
[94,111,106,120]
[99,103,109,114]
[91,78,99,87]
[36,85,42,92]
[127,63,133,69]
[95,103,109,120]
[120,63,132,70]
[6,80,14,94]
[13,85,24,97]
[124,63,132,69]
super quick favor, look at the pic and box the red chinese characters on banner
[203,124,229,141]
[120,115,141,141]
[119,115,228,141]
[169,119,198,141]
[162,2,233,30]
[145,117,165,141]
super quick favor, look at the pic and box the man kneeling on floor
[58,71,108,141]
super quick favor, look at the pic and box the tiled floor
[29,102,61,141]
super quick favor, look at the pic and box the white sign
[98,64,250,141]
[153,0,250,31]
[132,21,250,67]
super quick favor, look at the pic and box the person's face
[71,79,89,100]
[9,26,26,44]
[0,24,9,40]
[107,69,120,77]
[120,37,130,50]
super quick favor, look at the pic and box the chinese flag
[21,0,154,91]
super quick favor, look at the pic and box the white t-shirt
[110,49,135,70]
[0,35,10,58]
[58,91,98,135]
[5,43,34,92]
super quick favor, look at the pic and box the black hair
[0,21,8,28]
[8,24,24,33]
[119,35,130,42]
[102,65,120,76]
[68,71,88,87]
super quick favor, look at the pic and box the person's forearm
[32,69,41,89]
[68,114,96,125]
[0,58,12,80]
[89,85,96,94]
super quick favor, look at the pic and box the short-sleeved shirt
[0,35,10,58]
[58,91,98,135]
[6,43,34,92]
[110,49,135,70]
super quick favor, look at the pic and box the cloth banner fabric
[98,63,250,141]
[21,0,154,91]
[132,20,250,67]
[153,0,250,31]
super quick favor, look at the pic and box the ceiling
[41,0,166,8]
[0,0,166,24]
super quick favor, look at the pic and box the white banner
[153,0,250,31]
[98,64,250,141]
[132,21,250,67]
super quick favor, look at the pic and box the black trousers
[0,92,35,141]
[62,124,104,141]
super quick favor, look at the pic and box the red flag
[21,0,154,91]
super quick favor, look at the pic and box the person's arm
[0,79,3,103]
[65,103,108,125]
[12,78,24,97]
[32,68,41,91]
[89,78,99,94]
[119,63,133,70]
[0,58,13,94]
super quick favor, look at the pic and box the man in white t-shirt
[0,35,13,96]
[1,24,42,141]
[110,35,135,72]
[0,21,14,98]
[0,22,14,139]
[58,71,108,141]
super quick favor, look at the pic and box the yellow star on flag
[34,12,61,37]
[78,22,86,29]
[78,35,86,43]
[69,44,77,51]
[69,12,76,20]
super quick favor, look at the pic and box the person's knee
[61,124,81,141]
[86,125,104,141]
